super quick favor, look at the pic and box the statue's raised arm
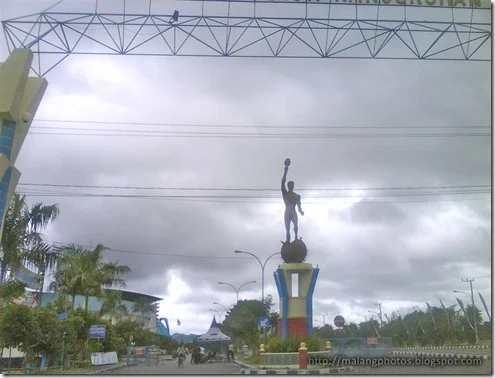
[281,165,288,194]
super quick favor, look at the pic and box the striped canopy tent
[196,316,231,342]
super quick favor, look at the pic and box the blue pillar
[0,119,15,234]
[306,268,319,336]
[275,268,289,340]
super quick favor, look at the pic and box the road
[111,359,241,375]
[348,362,492,375]
[392,347,491,357]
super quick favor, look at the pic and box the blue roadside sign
[258,316,270,329]
[89,325,106,339]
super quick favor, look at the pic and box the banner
[90,352,118,366]
[12,290,39,308]
[15,266,42,290]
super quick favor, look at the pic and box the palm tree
[100,290,128,324]
[0,193,59,285]
[132,297,154,327]
[49,244,87,309]
[50,244,131,312]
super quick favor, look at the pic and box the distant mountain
[172,333,200,343]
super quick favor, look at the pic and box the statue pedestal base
[277,317,308,339]
[274,263,319,340]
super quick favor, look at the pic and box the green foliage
[112,318,160,354]
[31,307,63,358]
[49,244,131,312]
[0,279,26,303]
[265,335,323,352]
[44,294,72,315]
[0,304,62,364]
[71,360,91,368]
[132,297,153,326]
[99,290,128,323]
[0,303,34,349]
[222,296,275,349]
[0,193,59,283]
[157,335,178,352]
[310,303,490,347]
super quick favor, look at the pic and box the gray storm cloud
[1,0,490,331]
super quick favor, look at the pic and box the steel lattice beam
[2,0,491,76]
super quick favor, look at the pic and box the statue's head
[288,181,294,191]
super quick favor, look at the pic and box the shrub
[264,335,323,352]
[72,360,91,368]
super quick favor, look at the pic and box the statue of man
[281,159,304,243]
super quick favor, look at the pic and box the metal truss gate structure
[1,0,491,75]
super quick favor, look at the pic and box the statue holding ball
[281,158,304,243]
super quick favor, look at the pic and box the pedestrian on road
[127,335,136,367]
[190,344,196,364]
[176,344,186,368]
[228,344,234,362]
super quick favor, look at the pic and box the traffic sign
[334,315,345,328]
[89,325,106,339]
[258,316,271,329]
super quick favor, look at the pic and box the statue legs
[284,211,299,243]
[284,215,291,243]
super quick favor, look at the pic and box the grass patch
[245,355,261,364]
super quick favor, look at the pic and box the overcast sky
[0,0,491,335]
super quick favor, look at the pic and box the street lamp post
[212,302,229,312]
[60,331,66,371]
[209,309,222,321]
[218,280,256,303]
[234,250,281,304]
[454,280,480,345]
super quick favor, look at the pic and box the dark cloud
[347,201,408,225]
[1,0,490,332]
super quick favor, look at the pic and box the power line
[18,191,490,204]
[17,183,491,191]
[46,240,255,260]
[17,190,490,199]
[27,131,489,138]
[36,127,490,136]
[33,119,491,130]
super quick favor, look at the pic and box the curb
[234,360,257,369]
[240,366,353,374]
[392,351,491,360]
[86,363,127,375]
[393,345,491,350]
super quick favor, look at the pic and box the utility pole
[374,302,383,327]
[462,278,479,345]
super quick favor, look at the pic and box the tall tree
[0,193,59,285]
[49,244,130,311]
[222,297,274,348]
[49,245,87,309]
[100,290,128,324]
[132,297,153,327]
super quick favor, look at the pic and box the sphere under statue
[281,239,307,263]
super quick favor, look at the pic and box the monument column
[0,49,48,242]
[274,158,319,340]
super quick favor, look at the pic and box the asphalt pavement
[348,362,492,375]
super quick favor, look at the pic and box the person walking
[176,345,186,368]
[228,344,234,362]
[127,335,136,367]
[190,344,196,364]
